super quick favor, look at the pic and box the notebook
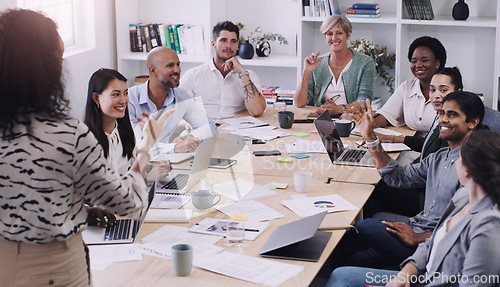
[314,111,375,167]
[156,136,215,194]
[259,211,331,262]
[82,182,156,245]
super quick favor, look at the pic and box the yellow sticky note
[277,157,293,163]
[293,132,310,137]
[230,214,248,221]
[271,182,288,189]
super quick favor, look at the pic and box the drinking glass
[226,221,245,247]
[273,102,287,117]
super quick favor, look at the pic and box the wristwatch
[238,71,249,78]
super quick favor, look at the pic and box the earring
[97,104,100,110]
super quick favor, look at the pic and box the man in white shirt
[128,47,215,153]
[180,21,266,125]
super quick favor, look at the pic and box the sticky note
[230,214,248,221]
[271,182,288,189]
[292,154,310,159]
[293,132,310,137]
[277,157,293,163]
[307,130,318,134]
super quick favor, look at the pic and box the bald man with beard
[128,47,215,154]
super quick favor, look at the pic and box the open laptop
[82,182,156,245]
[314,110,375,167]
[156,136,215,194]
[259,211,331,262]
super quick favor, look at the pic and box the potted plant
[236,23,288,58]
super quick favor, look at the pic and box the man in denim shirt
[328,91,485,270]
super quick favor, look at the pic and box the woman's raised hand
[304,51,322,74]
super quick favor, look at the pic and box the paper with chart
[214,178,279,201]
[88,243,142,270]
[215,200,284,222]
[194,251,303,286]
[189,218,270,241]
[282,194,358,217]
[283,139,327,154]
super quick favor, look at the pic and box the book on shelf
[347,8,380,14]
[404,0,434,20]
[128,22,205,55]
[346,13,381,18]
[329,0,340,15]
[308,0,339,17]
[262,86,280,96]
[352,3,379,10]
[275,87,295,105]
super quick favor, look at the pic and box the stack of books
[346,3,381,19]
[129,23,205,55]
[404,0,434,20]
[275,88,296,105]
[262,86,279,104]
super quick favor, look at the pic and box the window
[17,0,95,57]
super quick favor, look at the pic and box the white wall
[0,0,117,120]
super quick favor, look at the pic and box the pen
[244,229,259,232]
[357,142,366,148]
[329,94,341,103]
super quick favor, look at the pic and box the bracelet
[136,148,151,161]
[365,137,380,148]
[238,71,249,78]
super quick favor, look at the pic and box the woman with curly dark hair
[0,9,172,286]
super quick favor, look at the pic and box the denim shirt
[378,146,461,233]
[128,80,216,153]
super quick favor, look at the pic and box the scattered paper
[141,241,223,264]
[283,140,327,154]
[223,116,269,129]
[230,125,290,141]
[282,194,358,217]
[195,251,303,286]
[150,193,190,209]
[216,200,285,222]
[144,209,192,223]
[214,178,279,201]
[190,218,270,241]
[89,243,142,270]
[352,127,403,136]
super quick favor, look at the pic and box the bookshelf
[115,0,299,88]
[298,0,500,109]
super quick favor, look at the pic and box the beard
[158,72,179,88]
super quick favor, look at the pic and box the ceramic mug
[278,111,294,129]
[171,244,193,276]
[335,119,356,137]
[191,189,221,210]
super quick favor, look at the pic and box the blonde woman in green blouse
[294,15,375,116]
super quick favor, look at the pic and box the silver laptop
[314,110,375,167]
[82,183,156,245]
[259,211,331,262]
[156,136,215,194]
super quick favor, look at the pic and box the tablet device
[209,158,237,169]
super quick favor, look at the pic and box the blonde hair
[320,15,352,35]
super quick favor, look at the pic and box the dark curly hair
[213,21,239,40]
[407,36,447,68]
[0,9,69,140]
[461,130,500,207]
[84,68,135,160]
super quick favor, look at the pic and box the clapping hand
[173,136,201,153]
[139,108,176,149]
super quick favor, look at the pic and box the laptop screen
[314,111,344,162]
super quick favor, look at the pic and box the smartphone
[209,158,237,169]
[253,150,281,156]
[252,139,266,144]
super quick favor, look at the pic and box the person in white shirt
[374,36,447,134]
[180,21,266,125]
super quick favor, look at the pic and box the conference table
[91,105,414,287]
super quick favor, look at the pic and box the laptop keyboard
[339,149,366,163]
[161,174,189,190]
[105,219,131,240]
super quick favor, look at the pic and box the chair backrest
[483,107,500,135]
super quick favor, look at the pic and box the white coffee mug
[294,171,313,193]
[191,189,221,210]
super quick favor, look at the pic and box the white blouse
[323,59,353,105]
[105,122,133,176]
